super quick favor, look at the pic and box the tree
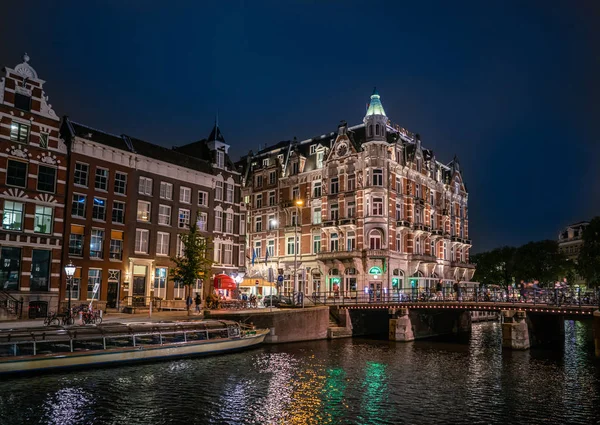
[471,246,516,288]
[512,240,568,286]
[577,216,600,288]
[170,218,213,314]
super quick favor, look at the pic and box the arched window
[369,229,383,249]
[329,268,339,276]
[330,233,339,251]
[375,124,380,136]
[368,125,373,137]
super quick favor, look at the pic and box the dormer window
[277,154,284,163]
[262,158,269,167]
[310,145,316,154]
[291,162,299,175]
[316,151,324,168]
[216,151,224,168]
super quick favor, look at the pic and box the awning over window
[214,274,237,291]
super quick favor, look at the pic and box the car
[262,295,292,307]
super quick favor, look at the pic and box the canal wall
[594,310,600,357]
[205,306,329,344]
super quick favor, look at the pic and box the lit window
[2,201,23,231]
[180,186,191,203]
[156,232,170,256]
[215,181,224,201]
[214,210,223,232]
[92,198,106,221]
[198,191,208,207]
[158,205,171,226]
[10,121,29,143]
[226,183,234,203]
[138,177,153,196]
[90,229,104,258]
[179,208,190,228]
[160,182,173,200]
[135,229,149,254]
[71,194,86,217]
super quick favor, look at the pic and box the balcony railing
[322,220,338,227]
[317,249,362,260]
[413,223,425,231]
[365,249,387,258]
[451,261,475,268]
[409,254,437,262]
[396,220,410,228]
[431,229,443,235]
[339,218,356,226]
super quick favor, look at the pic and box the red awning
[214,274,237,291]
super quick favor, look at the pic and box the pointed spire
[365,87,386,117]
[208,119,225,143]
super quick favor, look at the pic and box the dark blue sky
[1,1,597,252]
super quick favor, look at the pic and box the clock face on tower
[336,142,348,157]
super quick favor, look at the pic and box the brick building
[0,54,67,317]
[60,118,245,310]
[238,89,475,297]
[558,221,589,287]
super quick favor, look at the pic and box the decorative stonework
[14,53,38,80]
[37,152,59,165]
[39,91,58,120]
[3,188,28,199]
[34,193,56,204]
[7,145,32,159]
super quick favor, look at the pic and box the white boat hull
[0,329,269,375]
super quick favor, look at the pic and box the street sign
[255,280,259,286]
[277,275,284,283]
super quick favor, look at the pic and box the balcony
[451,261,476,269]
[413,223,425,231]
[423,225,431,232]
[465,239,472,245]
[322,220,338,228]
[396,220,410,228]
[409,254,437,263]
[317,249,362,261]
[365,249,387,258]
[339,218,356,226]
[415,197,425,206]
[431,229,443,236]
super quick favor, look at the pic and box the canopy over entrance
[214,274,236,291]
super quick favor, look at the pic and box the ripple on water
[0,322,599,425]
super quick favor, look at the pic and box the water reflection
[0,321,599,425]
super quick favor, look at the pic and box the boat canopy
[0,320,240,345]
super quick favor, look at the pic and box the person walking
[194,293,202,314]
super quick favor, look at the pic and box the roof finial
[23,53,30,63]
[372,86,378,96]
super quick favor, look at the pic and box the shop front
[214,274,237,299]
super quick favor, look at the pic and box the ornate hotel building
[238,89,474,296]
[0,55,66,315]
[558,221,589,287]
[60,119,245,310]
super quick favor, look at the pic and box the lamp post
[64,261,76,324]
[294,199,304,305]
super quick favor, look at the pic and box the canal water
[0,321,599,425]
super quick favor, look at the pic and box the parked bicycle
[44,311,74,326]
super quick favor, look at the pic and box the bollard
[149,301,152,318]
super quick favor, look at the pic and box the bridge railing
[304,287,600,307]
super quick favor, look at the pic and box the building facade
[60,119,245,310]
[239,89,475,297]
[558,221,589,287]
[0,54,66,315]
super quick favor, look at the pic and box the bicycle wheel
[95,316,102,325]
[64,316,74,326]
[49,318,60,326]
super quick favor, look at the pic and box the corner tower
[364,87,387,142]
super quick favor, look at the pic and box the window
[330,204,339,221]
[330,233,339,251]
[92,197,106,221]
[34,205,52,234]
[137,201,151,222]
[255,194,263,209]
[90,229,104,258]
[179,209,190,228]
[347,202,356,218]
[347,175,355,191]
[37,166,56,193]
[372,169,383,186]
[310,145,317,154]
[268,214,276,230]
[415,236,423,255]
[87,269,102,300]
[430,240,436,257]
[95,168,108,191]
[292,162,299,175]
[240,215,246,235]
[255,175,263,188]
[72,194,86,218]
[277,154,284,163]
[396,203,403,221]
[347,231,356,251]
[30,250,51,291]
[269,191,276,206]
[10,121,29,143]
[369,230,382,250]
[180,186,191,203]
[330,177,339,194]
[415,207,422,224]
[74,163,89,186]
[198,191,208,207]
[375,124,380,136]
[112,201,125,224]
[223,244,233,264]
[40,132,49,149]
[254,241,262,259]
[139,177,153,196]
[225,212,233,233]
[267,239,275,257]
[176,235,185,257]
[2,201,23,231]
[67,269,81,301]
[6,160,27,187]
[292,187,300,200]
[156,232,170,256]
[160,182,173,200]
[213,242,222,263]
[212,210,221,232]
[0,247,21,290]
[415,183,421,198]
[198,212,207,231]
[262,158,270,167]
[135,229,149,253]
[158,205,171,226]
[14,93,31,112]
[255,216,262,232]
[154,268,167,299]
[313,235,321,254]
[110,231,123,260]
[269,171,277,185]
[396,177,402,193]
[287,237,296,255]
[397,234,403,252]
[216,151,225,168]
[312,207,322,224]
[316,151,324,169]
[313,181,322,198]
[215,181,223,200]
[444,241,449,260]
[173,279,185,299]
[368,125,373,137]
[372,197,384,216]
[114,172,127,195]
[226,184,234,203]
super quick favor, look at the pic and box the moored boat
[0,320,269,376]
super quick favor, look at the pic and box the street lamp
[294,199,303,306]
[64,261,76,324]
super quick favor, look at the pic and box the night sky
[1,1,597,252]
